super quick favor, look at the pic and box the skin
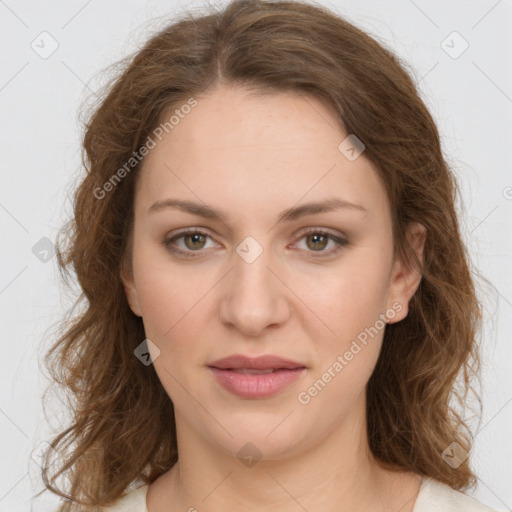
[121,84,426,512]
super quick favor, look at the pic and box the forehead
[158,86,345,159]
[135,85,389,225]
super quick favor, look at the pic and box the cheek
[295,254,391,334]
[295,268,388,410]
[132,246,218,385]
[291,252,391,394]
[132,241,203,338]
[133,257,209,404]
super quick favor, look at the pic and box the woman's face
[121,85,424,461]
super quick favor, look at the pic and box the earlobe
[386,222,427,324]
[120,261,143,317]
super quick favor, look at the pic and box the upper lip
[208,354,306,370]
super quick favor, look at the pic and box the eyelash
[162,227,348,259]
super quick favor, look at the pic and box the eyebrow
[148,197,367,224]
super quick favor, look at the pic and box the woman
[38,1,497,510]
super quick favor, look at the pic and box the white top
[101,476,499,511]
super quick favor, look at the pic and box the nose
[219,241,290,337]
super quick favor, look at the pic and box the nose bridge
[219,234,289,335]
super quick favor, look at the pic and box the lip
[208,354,305,370]
[207,354,307,399]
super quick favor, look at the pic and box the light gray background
[0,0,511,510]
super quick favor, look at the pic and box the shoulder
[99,484,148,512]
[414,477,498,512]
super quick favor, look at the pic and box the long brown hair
[38,0,484,509]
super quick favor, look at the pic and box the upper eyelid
[165,226,344,241]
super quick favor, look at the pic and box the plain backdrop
[0,0,511,510]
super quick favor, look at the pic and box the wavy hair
[37,0,483,509]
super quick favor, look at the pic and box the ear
[120,259,143,317]
[386,222,427,324]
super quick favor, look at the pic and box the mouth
[208,366,307,399]
[207,354,307,398]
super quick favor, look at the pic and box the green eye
[163,229,214,258]
[294,229,348,257]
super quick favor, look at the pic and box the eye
[163,229,216,258]
[292,228,348,258]
[163,228,349,259]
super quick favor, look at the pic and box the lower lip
[208,367,306,399]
